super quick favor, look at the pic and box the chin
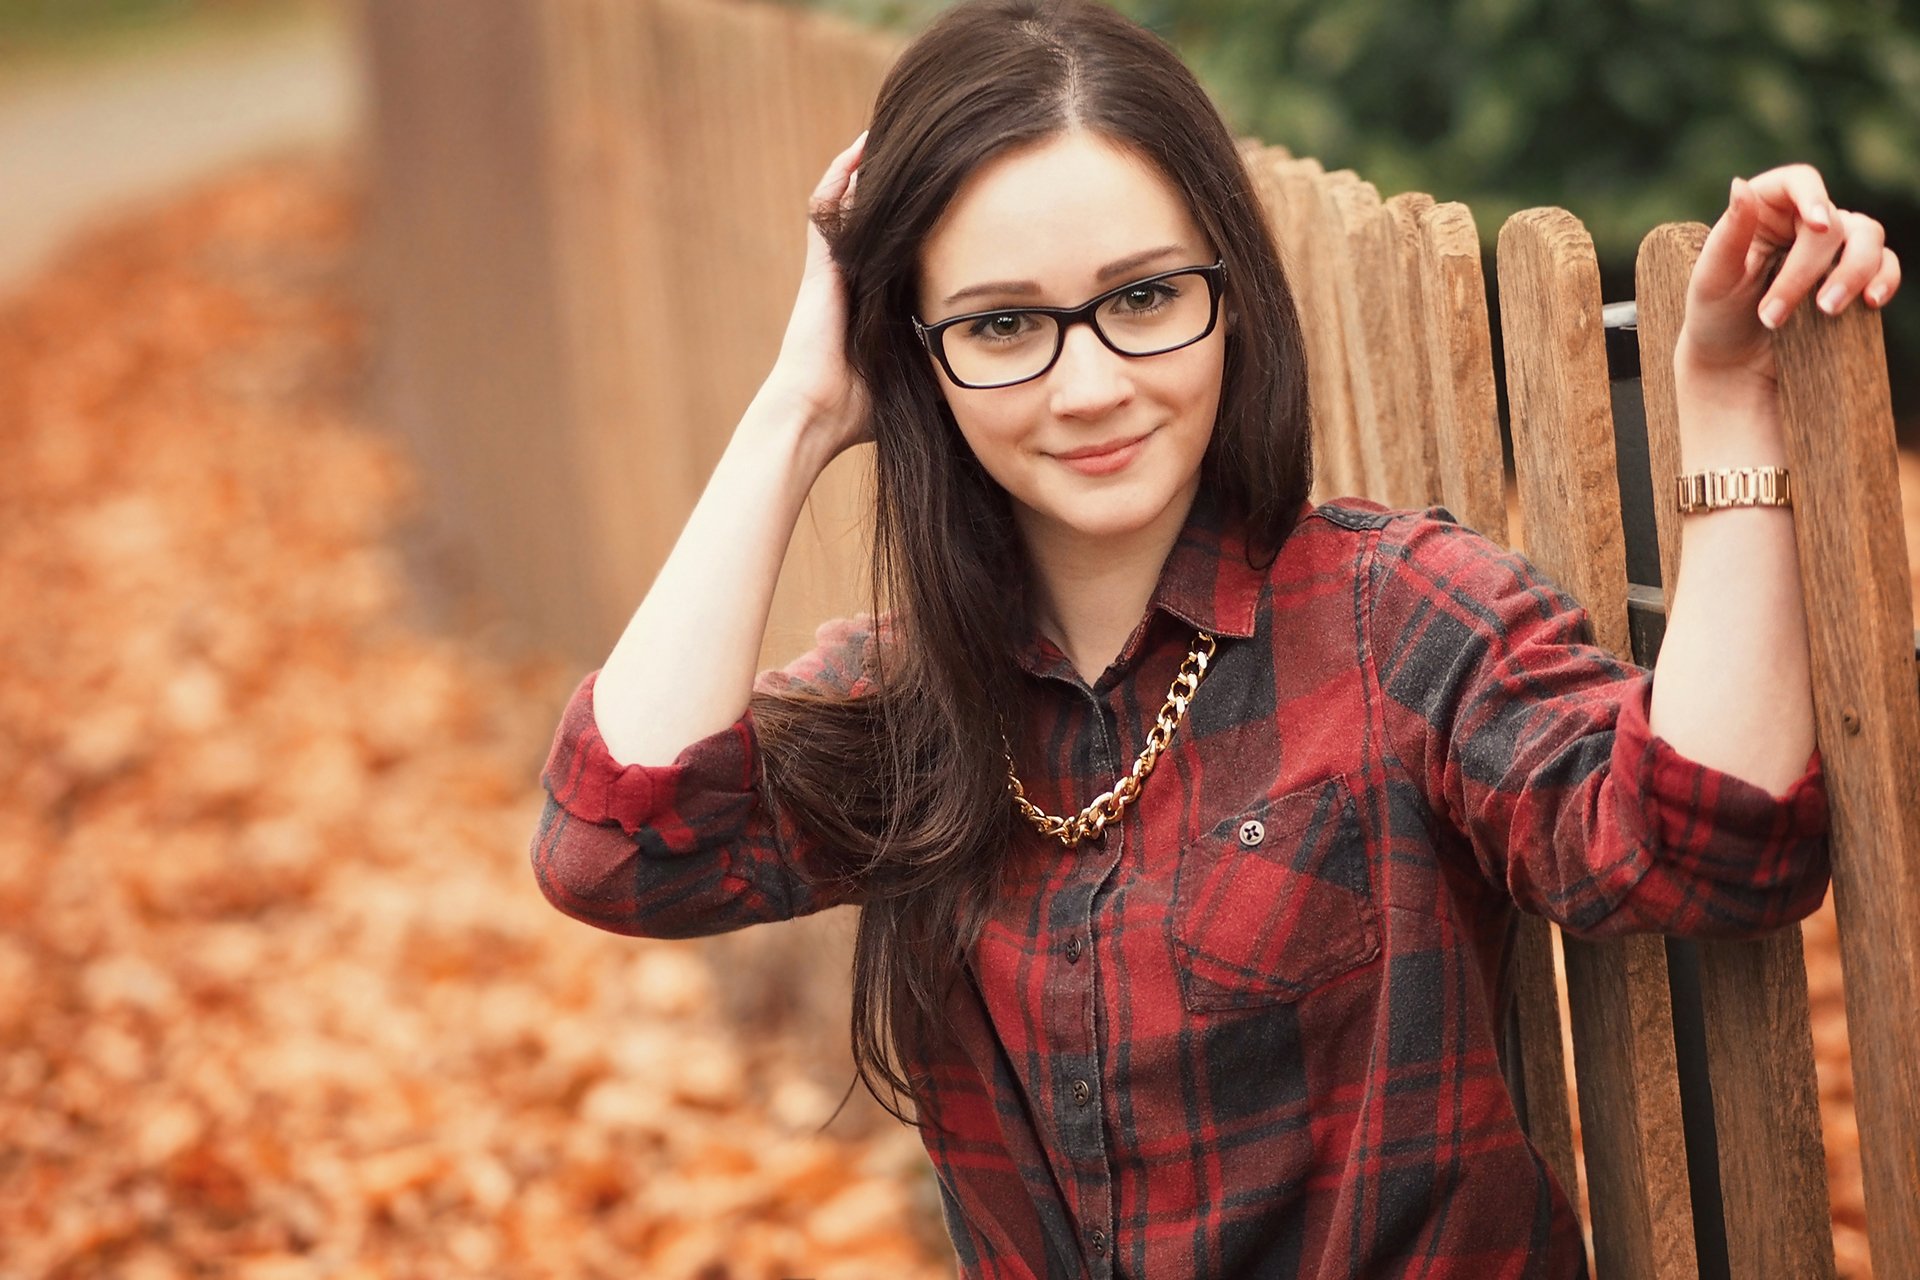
[1028,477,1191,543]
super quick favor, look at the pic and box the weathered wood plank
[1497,206,1697,1280]
[1774,281,1920,1280]
[1262,156,1365,503]
[1320,176,1400,504]
[1383,191,1442,504]
[1414,202,1507,542]
[1635,220,1837,1280]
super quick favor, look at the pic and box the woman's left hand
[1677,163,1901,393]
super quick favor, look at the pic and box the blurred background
[0,0,1911,1276]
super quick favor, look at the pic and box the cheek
[1169,345,1228,428]
[945,393,1035,466]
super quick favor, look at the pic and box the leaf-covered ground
[0,154,951,1280]
[0,151,1891,1278]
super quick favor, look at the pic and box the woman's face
[915,131,1227,550]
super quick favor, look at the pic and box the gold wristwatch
[1675,466,1792,515]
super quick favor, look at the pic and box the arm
[1647,165,1900,795]
[594,130,871,765]
[533,613,882,938]
[531,132,876,937]
[1370,510,1830,940]
[592,392,844,767]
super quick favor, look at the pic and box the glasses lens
[1094,270,1216,356]
[935,268,1218,388]
[941,312,1061,388]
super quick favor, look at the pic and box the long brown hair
[751,0,1314,1134]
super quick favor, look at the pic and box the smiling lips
[1053,431,1152,475]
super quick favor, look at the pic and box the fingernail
[855,128,870,147]
[1808,202,1832,231]
[1760,299,1786,330]
[1867,283,1887,307]
[1819,284,1845,314]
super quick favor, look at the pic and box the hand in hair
[762,129,874,464]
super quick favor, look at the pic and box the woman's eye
[965,313,1031,341]
[1113,282,1176,313]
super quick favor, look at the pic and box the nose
[1047,320,1134,419]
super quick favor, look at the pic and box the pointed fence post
[1773,272,1920,1280]
[1635,220,1838,1280]
[1499,206,1699,1280]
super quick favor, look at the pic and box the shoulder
[754,611,896,700]
[1299,496,1502,567]
[1300,497,1571,620]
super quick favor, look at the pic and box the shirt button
[1238,818,1266,848]
[1065,935,1082,963]
[1090,1229,1108,1255]
[1071,1078,1091,1106]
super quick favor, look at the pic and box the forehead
[918,131,1209,306]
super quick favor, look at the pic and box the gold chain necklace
[1006,631,1217,847]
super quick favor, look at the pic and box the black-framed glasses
[912,260,1227,390]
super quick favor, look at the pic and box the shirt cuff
[540,669,757,836]
[1610,670,1829,886]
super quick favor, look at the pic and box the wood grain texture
[1497,207,1697,1280]
[1320,176,1399,504]
[1384,192,1442,505]
[1414,202,1507,544]
[1773,287,1920,1280]
[1325,179,1437,508]
[363,0,600,653]
[1636,221,1838,1280]
[1263,157,1365,503]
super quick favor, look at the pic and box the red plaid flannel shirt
[532,495,1830,1279]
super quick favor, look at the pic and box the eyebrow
[940,244,1192,307]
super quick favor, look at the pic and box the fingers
[1866,246,1902,309]
[1694,176,1763,297]
[1808,210,1888,316]
[1746,162,1834,233]
[809,129,868,220]
[1758,211,1846,329]
[1733,161,1905,330]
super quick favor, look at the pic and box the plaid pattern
[532,495,1831,1279]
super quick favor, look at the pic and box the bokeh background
[1,0,1913,1276]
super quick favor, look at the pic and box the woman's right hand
[760,130,873,463]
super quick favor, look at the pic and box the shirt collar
[1014,488,1289,681]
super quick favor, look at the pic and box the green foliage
[0,0,303,64]
[1126,0,1919,255]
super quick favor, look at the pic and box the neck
[1020,483,1198,683]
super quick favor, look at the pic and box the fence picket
[1498,207,1698,1280]
[1775,287,1920,1280]
[1414,203,1506,541]
[1384,192,1443,503]
[1260,155,1365,502]
[1635,220,1839,1280]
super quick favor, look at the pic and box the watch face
[1677,467,1790,514]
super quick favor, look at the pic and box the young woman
[530,0,1900,1273]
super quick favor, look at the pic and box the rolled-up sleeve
[529,615,881,938]
[1369,508,1830,940]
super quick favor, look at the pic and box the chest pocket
[1171,773,1381,1012]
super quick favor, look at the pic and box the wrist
[1671,349,1786,470]
[733,389,839,494]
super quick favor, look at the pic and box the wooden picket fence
[361,0,1920,1274]
[1245,144,1920,1279]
